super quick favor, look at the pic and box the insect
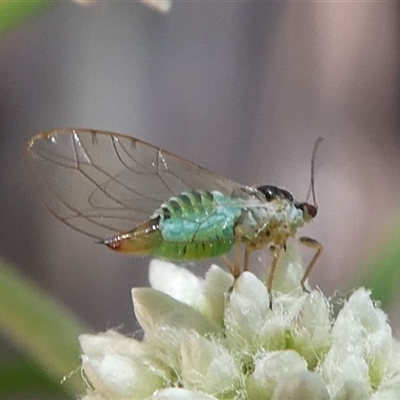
[25,129,323,304]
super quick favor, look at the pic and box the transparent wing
[24,128,242,239]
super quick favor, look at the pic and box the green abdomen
[152,190,241,260]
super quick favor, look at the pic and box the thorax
[231,187,305,249]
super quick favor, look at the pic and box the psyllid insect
[25,129,323,305]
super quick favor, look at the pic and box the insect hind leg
[220,231,259,279]
[266,245,281,309]
[299,236,323,292]
[221,255,240,279]
[221,234,243,279]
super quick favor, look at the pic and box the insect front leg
[298,236,323,292]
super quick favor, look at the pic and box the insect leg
[221,255,240,278]
[244,246,251,272]
[232,235,243,278]
[298,236,323,292]
[267,246,281,309]
[221,234,243,279]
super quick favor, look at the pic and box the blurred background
[0,1,399,398]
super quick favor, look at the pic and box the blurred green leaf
[0,358,70,398]
[354,212,400,309]
[0,1,53,36]
[0,257,89,396]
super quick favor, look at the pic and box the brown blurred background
[0,1,399,339]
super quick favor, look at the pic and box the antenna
[306,137,324,209]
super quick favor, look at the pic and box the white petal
[333,381,370,400]
[132,288,221,336]
[224,272,271,355]
[149,259,203,307]
[246,350,308,398]
[225,271,310,356]
[132,288,222,369]
[380,340,400,391]
[333,289,389,341]
[291,290,331,366]
[180,333,241,396]
[270,242,306,294]
[371,390,400,400]
[271,371,329,400]
[321,347,370,397]
[257,293,306,350]
[152,388,218,399]
[321,288,392,396]
[79,331,170,381]
[197,264,233,324]
[80,331,147,359]
[82,352,164,399]
[149,261,233,326]
[80,331,169,398]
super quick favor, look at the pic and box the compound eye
[300,203,318,218]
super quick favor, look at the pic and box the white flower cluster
[80,245,400,400]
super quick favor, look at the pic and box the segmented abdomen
[152,190,242,260]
